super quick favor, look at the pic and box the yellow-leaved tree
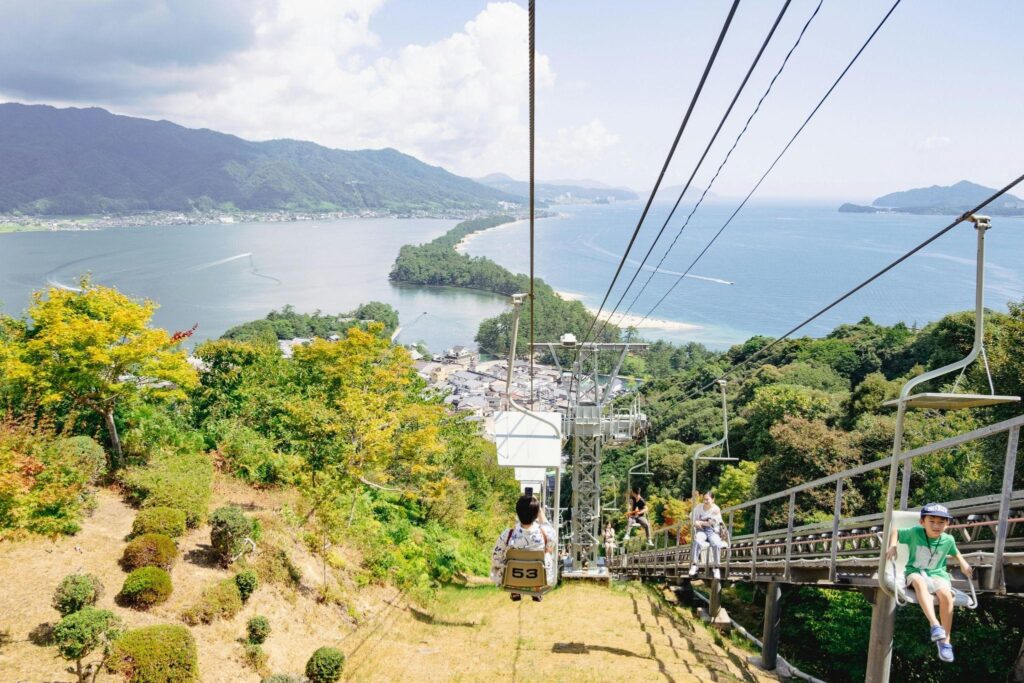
[1,277,198,468]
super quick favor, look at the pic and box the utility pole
[533,337,647,571]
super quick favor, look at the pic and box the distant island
[0,103,520,216]
[839,180,1024,216]
[475,173,637,205]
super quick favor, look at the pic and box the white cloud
[916,135,951,151]
[115,1,553,180]
[547,119,620,164]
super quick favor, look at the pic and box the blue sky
[1,1,1021,200]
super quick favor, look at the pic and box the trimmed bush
[130,507,186,539]
[243,642,268,670]
[121,533,177,570]
[52,573,105,617]
[118,567,172,609]
[181,579,243,625]
[247,615,271,644]
[305,647,345,683]
[261,676,304,683]
[108,624,198,683]
[210,506,258,564]
[121,451,213,528]
[235,569,258,602]
[53,607,122,681]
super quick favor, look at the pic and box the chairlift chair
[878,215,1019,598]
[881,510,977,609]
[501,548,551,598]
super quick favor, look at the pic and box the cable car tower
[532,334,648,573]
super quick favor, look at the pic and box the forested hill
[0,103,520,215]
[840,180,1024,215]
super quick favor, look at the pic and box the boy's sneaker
[712,568,721,579]
[688,565,699,577]
[531,595,542,602]
[647,540,655,547]
[937,642,954,663]
[929,625,947,642]
[510,593,522,602]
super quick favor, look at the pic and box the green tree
[53,607,122,683]
[0,278,198,467]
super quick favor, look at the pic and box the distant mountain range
[839,180,1024,216]
[475,173,637,204]
[0,103,520,215]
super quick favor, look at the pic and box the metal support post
[784,491,796,581]
[751,503,761,581]
[865,588,895,683]
[710,578,721,618]
[760,582,783,671]
[829,478,844,582]
[992,426,1020,592]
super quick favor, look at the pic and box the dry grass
[0,476,774,682]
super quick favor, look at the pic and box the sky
[0,0,1021,200]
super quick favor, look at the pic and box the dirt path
[343,582,778,683]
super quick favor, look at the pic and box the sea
[1,202,1022,353]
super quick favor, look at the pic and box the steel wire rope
[678,171,1024,402]
[567,0,740,402]
[607,0,824,334]
[529,0,536,409]
[598,0,798,338]
[631,0,902,336]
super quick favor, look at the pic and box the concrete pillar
[760,582,783,671]
[865,588,895,683]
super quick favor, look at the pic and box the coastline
[554,290,701,333]
[453,216,528,254]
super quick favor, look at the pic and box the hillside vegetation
[0,103,518,215]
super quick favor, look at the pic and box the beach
[454,217,529,254]
[555,290,701,333]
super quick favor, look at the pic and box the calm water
[0,218,508,352]
[463,201,1024,348]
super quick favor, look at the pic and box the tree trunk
[1011,635,1024,682]
[103,409,122,469]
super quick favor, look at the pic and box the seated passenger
[491,491,556,602]
[690,491,726,579]
[885,502,973,663]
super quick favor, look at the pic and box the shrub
[208,419,296,486]
[120,451,213,527]
[130,507,186,539]
[243,642,268,670]
[236,569,258,602]
[305,647,345,683]
[121,533,177,570]
[261,676,305,683]
[0,423,106,538]
[256,548,303,586]
[53,573,105,617]
[108,624,198,683]
[210,506,259,564]
[180,579,243,625]
[247,615,271,644]
[53,607,122,683]
[118,567,172,609]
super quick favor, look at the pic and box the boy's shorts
[904,572,952,594]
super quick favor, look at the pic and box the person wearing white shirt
[689,491,726,579]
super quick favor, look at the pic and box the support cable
[680,171,1024,401]
[569,0,741,402]
[609,0,823,333]
[529,0,536,409]
[577,0,741,348]
[635,0,902,333]
[599,0,797,337]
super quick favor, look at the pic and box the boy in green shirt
[886,502,973,663]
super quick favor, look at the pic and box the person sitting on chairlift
[491,490,555,602]
[624,488,653,547]
[604,521,617,561]
[690,491,726,579]
[885,502,973,664]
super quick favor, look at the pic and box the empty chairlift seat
[881,510,977,609]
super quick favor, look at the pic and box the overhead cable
[598,0,798,337]
[578,0,741,347]
[635,0,902,331]
[682,171,1024,401]
[610,0,823,332]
